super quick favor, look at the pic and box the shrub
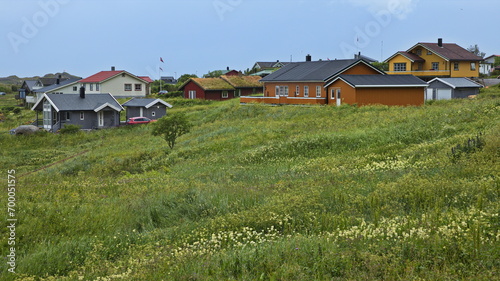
[59,124,81,134]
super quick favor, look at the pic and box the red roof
[139,76,154,83]
[80,71,124,83]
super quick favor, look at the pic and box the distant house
[161,76,178,84]
[179,75,262,101]
[326,75,428,106]
[122,98,173,120]
[29,78,81,104]
[426,77,483,100]
[250,60,290,77]
[480,55,500,75]
[385,38,483,80]
[32,91,123,131]
[79,67,152,98]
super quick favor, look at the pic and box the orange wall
[342,63,381,75]
[264,82,326,98]
[327,80,425,106]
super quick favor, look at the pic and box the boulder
[13,125,40,135]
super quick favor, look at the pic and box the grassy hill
[0,89,499,280]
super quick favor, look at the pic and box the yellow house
[385,38,483,79]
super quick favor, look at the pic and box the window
[65,112,70,121]
[96,84,99,91]
[304,86,309,97]
[89,83,93,91]
[222,91,228,98]
[296,85,300,96]
[470,62,476,71]
[316,86,321,97]
[124,84,132,91]
[427,51,432,55]
[454,62,459,71]
[415,49,422,56]
[432,62,439,70]
[276,86,288,96]
[135,84,142,91]
[73,86,77,91]
[235,89,241,97]
[394,63,407,71]
[188,90,196,99]
[152,111,156,117]
[80,111,84,120]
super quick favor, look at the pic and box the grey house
[32,92,123,132]
[426,78,483,100]
[122,98,172,120]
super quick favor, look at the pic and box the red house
[179,75,262,101]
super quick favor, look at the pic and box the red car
[126,117,156,125]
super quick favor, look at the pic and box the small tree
[151,112,192,149]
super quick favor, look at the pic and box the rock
[13,125,40,135]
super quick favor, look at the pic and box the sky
[1,0,498,79]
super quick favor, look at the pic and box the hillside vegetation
[0,88,499,280]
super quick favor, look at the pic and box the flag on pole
[160,57,164,63]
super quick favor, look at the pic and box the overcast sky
[1,0,498,79]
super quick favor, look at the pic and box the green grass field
[0,88,499,280]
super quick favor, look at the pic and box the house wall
[83,73,148,98]
[126,105,167,119]
[205,90,236,101]
[327,80,425,106]
[57,110,120,130]
[183,81,206,99]
[450,61,480,78]
[355,87,425,106]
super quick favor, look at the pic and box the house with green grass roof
[179,75,262,101]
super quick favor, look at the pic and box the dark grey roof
[428,78,483,89]
[33,93,123,112]
[336,75,427,87]
[122,98,172,108]
[23,80,42,90]
[260,59,380,82]
[33,78,81,93]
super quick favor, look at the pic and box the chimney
[111,66,116,71]
[227,66,230,71]
[306,54,312,61]
[438,38,443,47]
[79,86,85,99]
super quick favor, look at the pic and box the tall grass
[0,89,498,280]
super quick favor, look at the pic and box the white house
[480,55,499,75]
[79,67,153,98]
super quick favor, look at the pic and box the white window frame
[188,90,196,99]
[80,111,84,120]
[89,83,93,91]
[394,63,407,72]
[96,83,100,91]
[124,84,132,91]
[470,62,476,71]
[304,86,309,97]
[222,91,229,98]
[316,86,321,97]
[432,62,439,70]
[296,85,300,96]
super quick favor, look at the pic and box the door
[98,111,104,127]
[426,88,434,100]
[331,88,341,106]
[437,89,452,100]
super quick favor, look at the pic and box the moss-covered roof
[191,78,235,90]
[221,75,263,88]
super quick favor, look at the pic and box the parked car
[158,90,168,95]
[0,92,6,95]
[126,117,156,125]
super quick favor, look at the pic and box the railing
[240,96,326,105]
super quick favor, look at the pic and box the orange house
[241,57,384,105]
[325,75,428,106]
